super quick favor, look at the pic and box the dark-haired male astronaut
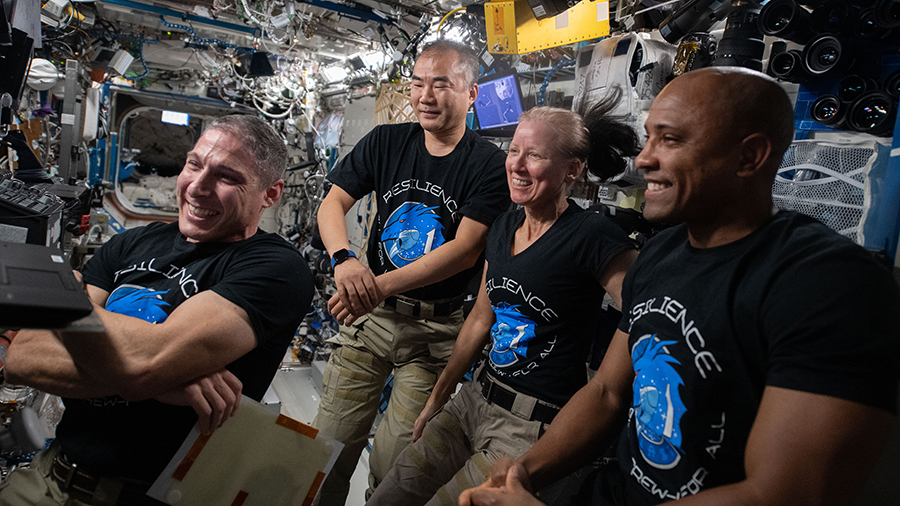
[313,39,510,505]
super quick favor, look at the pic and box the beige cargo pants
[364,378,544,506]
[312,303,462,506]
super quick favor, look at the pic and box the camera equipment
[658,0,732,44]
[838,75,878,102]
[673,32,716,76]
[810,94,846,125]
[883,69,900,100]
[770,49,811,82]
[766,40,787,77]
[713,0,765,71]
[873,0,900,28]
[758,0,814,44]
[810,1,859,35]
[846,91,896,136]
[853,7,893,39]
[802,35,852,75]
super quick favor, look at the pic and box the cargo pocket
[326,313,371,347]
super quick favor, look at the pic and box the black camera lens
[659,0,733,44]
[810,1,859,35]
[847,91,896,136]
[713,0,765,71]
[838,75,876,102]
[811,94,846,126]
[770,50,810,82]
[802,35,851,75]
[884,69,900,100]
[873,0,900,28]
[765,41,788,77]
[758,0,814,44]
[854,7,893,39]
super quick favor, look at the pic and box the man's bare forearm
[6,329,117,398]
[377,218,489,297]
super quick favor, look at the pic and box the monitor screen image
[474,72,525,135]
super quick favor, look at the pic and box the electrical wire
[437,7,466,33]
[537,58,575,106]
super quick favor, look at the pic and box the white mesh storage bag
[772,139,882,244]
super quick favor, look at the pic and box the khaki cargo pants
[312,303,462,506]
[365,378,544,506]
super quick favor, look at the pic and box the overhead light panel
[161,110,190,126]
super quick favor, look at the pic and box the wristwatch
[330,249,357,270]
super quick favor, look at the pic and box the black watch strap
[330,249,357,269]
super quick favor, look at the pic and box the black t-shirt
[615,210,900,505]
[63,221,314,481]
[327,123,510,300]
[484,203,635,406]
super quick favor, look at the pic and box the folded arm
[53,285,257,401]
[328,210,490,323]
[375,216,489,298]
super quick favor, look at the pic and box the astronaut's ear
[565,159,583,184]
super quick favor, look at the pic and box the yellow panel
[485,1,518,54]
[516,0,609,53]
[485,0,610,55]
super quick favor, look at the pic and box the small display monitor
[161,110,189,126]
[473,71,525,137]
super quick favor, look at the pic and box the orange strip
[302,472,326,506]
[275,414,319,438]
[231,491,249,506]
[171,433,211,481]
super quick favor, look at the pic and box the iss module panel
[485,0,610,54]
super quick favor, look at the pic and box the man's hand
[330,259,383,323]
[459,461,542,506]
[328,294,354,326]
[154,369,242,435]
[413,397,445,442]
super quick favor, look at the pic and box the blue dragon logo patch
[106,285,171,323]
[381,202,445,268]
[632,334,686,469]
[489,302,537,367]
